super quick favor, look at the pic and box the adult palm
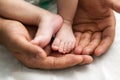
[73,0,119,56]
[0,18,93,69]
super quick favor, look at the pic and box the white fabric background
[0,6,120,80]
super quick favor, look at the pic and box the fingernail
[74,48,82,54]
[78,56,93,65]
[95,48,104,56]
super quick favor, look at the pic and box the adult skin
[0,0,119,69]
[0,17,93,69]
[74,0,120,56]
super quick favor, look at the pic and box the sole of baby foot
[52,23,76,53]
[31,14,63,48]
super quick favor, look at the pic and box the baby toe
[63,42,69,54]
[52,38,60,51]
[59,41,65,53]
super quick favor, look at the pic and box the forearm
[0,0,45,25]
[57,0,78,23]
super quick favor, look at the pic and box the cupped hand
[73,0,119,56]
[0,18,93,69]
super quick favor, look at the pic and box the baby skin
[52,0,78,53]
[0,0,63,48]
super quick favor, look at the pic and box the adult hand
[0,18,93,69]
[73,0,119,56]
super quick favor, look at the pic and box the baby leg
[0,0,63,48]
[31,13,63,48]
[52,0,78,53]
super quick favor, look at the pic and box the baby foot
[31,13,63,48]
[52,21,76,53]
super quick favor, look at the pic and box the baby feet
[31,13,63,48]
[52,20,76,53]
[31,11,76,54]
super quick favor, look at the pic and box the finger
[0,18,44,58]
[71,42,76,52]
[14,36,46,59]
[107,0,120,13]
[75,31,92,55]
[44,44,52,56]
[74,32,82,54]
[52,54,93,69]
[94,26,115,56]
[78,55,93,65]
[73,23,98,32]
[13,53,83,69]
[12,51,48,69]
[74,32,82,47]
[51,54,84,69]
[13,52,93,69]
[12,40,48,68]
[82,32,101,55]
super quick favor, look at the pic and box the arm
[0,0,47,25]
[0,17,93,69]
[57,0,78,23]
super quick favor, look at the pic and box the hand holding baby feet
[52,20,76,54]
[73,0,116,56]
[31,13,63,48]
[0,17,93,69]
[0,0,63,48]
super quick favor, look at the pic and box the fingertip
[51,54,84,69]
[28,42,47,59]
[94,47,104,56]
[78,55,93,65]
[36,48,47,59]
[30,39,38,45]
[82,48,91,55]
[74,47,82,55]
[85,55,93,64]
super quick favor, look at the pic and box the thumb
[13,36,47,59]
[107,0,120,13]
